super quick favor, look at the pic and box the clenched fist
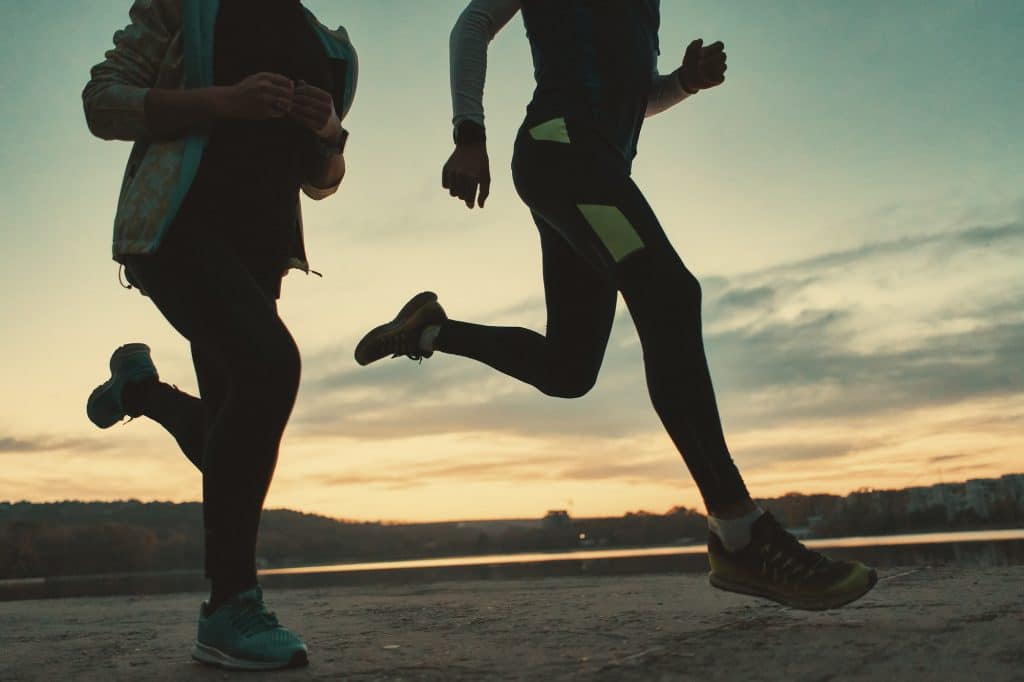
[222,72,295,119]
[676,39,727,93]
[442,142,491,209]
[288,80,342,140]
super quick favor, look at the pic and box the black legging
[125,230,300,599]
[437,118,750,514]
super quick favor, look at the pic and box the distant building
[543,510,571,529]
[905,487,933,513]
[844,488,889,516]
[906,483,967,520]
[965,479,998,519]
[998,474,1024,504]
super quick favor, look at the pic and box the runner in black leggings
[123,228,301,603]
[444,121,749,510]
[356,0,877,611]
[83,0,354,669]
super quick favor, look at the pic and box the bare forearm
[143,86,232,137]
[309,153,346,190]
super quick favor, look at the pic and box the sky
[0,1,1022,522]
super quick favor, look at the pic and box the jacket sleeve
[332,25,358,122]
[300,24,358,201]
[82,0,179,141]
[645,69,693,118]
[300,159,345,200]
[450,0,521,137]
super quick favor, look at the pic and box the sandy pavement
[2,567,1022,681]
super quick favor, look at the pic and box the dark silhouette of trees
[1,474,1020,580]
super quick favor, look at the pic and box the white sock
[419,325,442,354]
[708,507,764,552]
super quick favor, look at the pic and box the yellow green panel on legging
[578,204,645,262]
[528,117,571,143]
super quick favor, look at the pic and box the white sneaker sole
[191,642,308,671]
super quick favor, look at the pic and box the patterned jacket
[82,0,358,272]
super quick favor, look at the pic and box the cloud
[321,453,560,489]
[0,435,112,455]
[0,437,46,453]
[4,221,1017,498]
[755,220,1024,279]
[711,285,776,313]
[315,449,686,489]
[736,440,866,465]
[288,220,1023,452]
[928,453,969,465]
[708,314,1024,430]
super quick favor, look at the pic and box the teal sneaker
[192,587,309,670]
[86,343,158,428]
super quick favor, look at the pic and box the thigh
[534,212,618,366]
[126,236,294,379]
[513,121,683,285]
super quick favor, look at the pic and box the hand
[223,72,295,119]
[289,81,342,140]
[677,39,727,93]
[442,143,491,209]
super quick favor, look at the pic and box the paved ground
[3,566,1023,680]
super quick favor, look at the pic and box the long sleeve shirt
[449,0,692,159]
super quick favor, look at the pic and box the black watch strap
[319,127,348,156]
[454,120,486,146]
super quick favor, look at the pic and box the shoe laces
[379,330,423,363]
[229,599,281,637]
[758,516,827,580]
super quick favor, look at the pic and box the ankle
[419,324,443,354]
[710,498,759,520]
[708,506,764,552]
[209,580,258,613]
[121,377,158,417]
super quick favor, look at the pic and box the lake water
[3,528,1022,601]
[262,528,1024,577]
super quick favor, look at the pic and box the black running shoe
[354,291,447,366]
[708,511,877,610]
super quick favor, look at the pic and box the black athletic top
[173,0,330,296]
[521,0,660,161]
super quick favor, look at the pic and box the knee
[272,336,302,395]
[680,270,702,307]
[656,260,703,311]
[244,332,301,398]
[620,251,702,303]
[540,365,599,399]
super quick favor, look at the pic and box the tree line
[2,475,1021,580]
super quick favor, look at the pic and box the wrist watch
[317,127,348,158]
[676,68,699,95]
[454,120,486,146]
